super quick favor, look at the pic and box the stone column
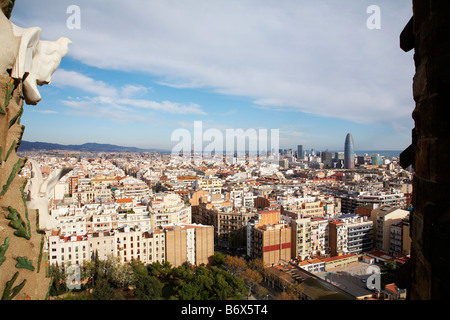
[1,1,70,300]
[400,0,450,300]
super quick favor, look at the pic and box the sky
[11,0,415,153]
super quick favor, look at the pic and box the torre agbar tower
[344,133,355,169]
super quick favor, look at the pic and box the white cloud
[51,69,207,119]
[31,109,58,114]
[119,99,206,115]
[52,69,118,97]
[12,0,415,129]
[62,97,146,124]
[120,85,150,98]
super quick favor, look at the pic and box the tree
[216,267,248,299]
[91,278,124,300]
[130,259,163,300]
[130,259,148,279]
[213,251,226,266]
[248,258,265,274]
[48,264,67,296]
[229,234,245,248]
[81,260,96,287]
[381,261,397,289]
[134,275,163,300]
[241,268,262,299]
[254,284,269,300]
[149,260,172,279]
[286,282,304,299]
[62,292,89,300]
[171,262,195,286]
[224,255,247,277]
[276,291,299,300]
[211,270,232,300]
[109,257,135,289]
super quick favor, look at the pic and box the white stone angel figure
[26,160,72,231]
[10,23,71,105]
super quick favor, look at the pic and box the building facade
[371,206,410,252]
[47,223,214,269]
[253,223,292,266]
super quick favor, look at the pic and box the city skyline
[12,1,414,152]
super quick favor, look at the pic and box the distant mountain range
[18,141,170,153]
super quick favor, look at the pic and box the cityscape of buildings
[19,133,413,300]
[4,0,446,306]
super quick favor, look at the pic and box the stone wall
[0,0,55,300]
[400,0,450,300]
[0,51,51,301]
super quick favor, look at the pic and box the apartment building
[196,193,256,247]
[329,219,348,256]
[322,254,358,272]
[115,227,166,264]
[48,232,90,268]
[337,214,374,255]
[73,184,112,204]
[90,176,121,188]
[246,210,281,257]
[89,231,115,261]
[56,210,90,234]
[228,188,256,209]
[149,192,192,227]
[253,223,291,266]
[310,217,329,256]
[164,224,214,267]
[216,209,256,247]
[176,175,197,189]
[48,223,214,268]
[194,176,223,194]
[297,254,359,274]
[281,211,329,260]
[69,175,80,196]
[289,216,312,260]
[54,192,192,236]
[321,197,341,215]
[299,201,324,217]
[389,216,411,255]
[298,258,325,274]
[339,191,407,214]
[370,206,410,252]
[114,176,151,200]
[254,196,278,210]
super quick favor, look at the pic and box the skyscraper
[344,133,355,169]
[297,145,303,159]
[321,151,333,167]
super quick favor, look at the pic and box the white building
[48,232,89,268]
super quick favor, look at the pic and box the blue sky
[12,0,414,152]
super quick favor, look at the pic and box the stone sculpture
[26,160,72,231]
[0,1,71,299]
[11,24,71,105]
